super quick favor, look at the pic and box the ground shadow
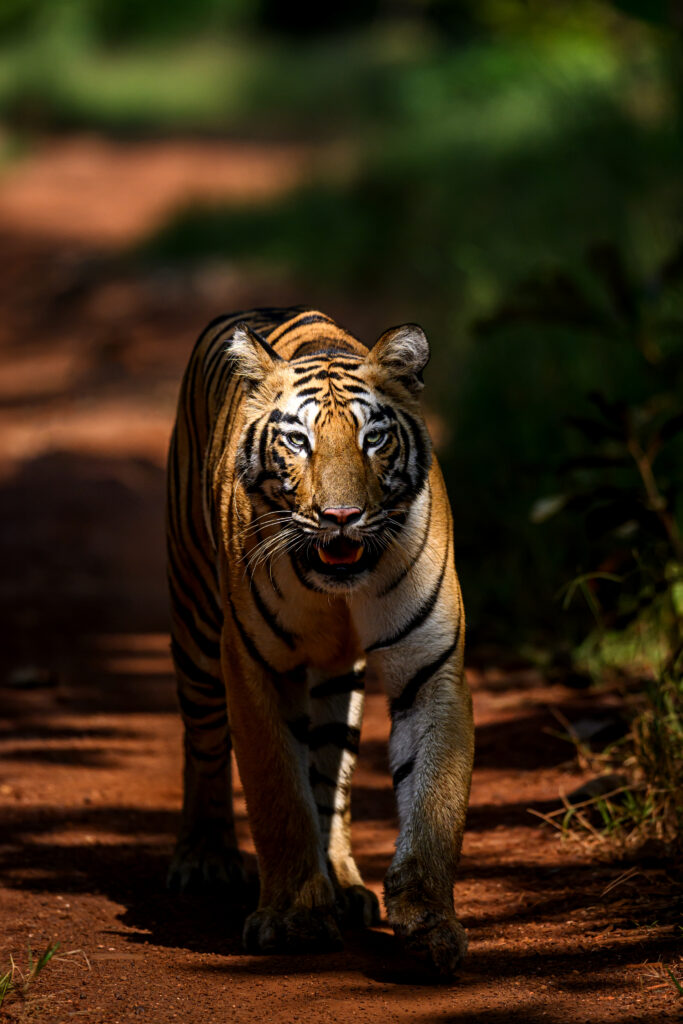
[0,449,177,714]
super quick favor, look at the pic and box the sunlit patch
[91,633,173,676]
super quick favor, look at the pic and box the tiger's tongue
[318,538,364,566]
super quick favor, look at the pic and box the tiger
[166,307,474,975]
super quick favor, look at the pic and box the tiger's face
[231,323,432,590]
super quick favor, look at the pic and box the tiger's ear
[229,322,283,390]
[368,324,430,392]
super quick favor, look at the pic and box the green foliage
[667,966,683,996]
[515,242,683,855]
[0,0,680,641]
[0,0,256,45]
[0,941,61,1009]
[130,16,682,636]
[630,667,683,846]
[518,242,683,635]
[549,664,683,854]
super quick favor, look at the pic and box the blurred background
[0,1,681,710]
[1,7,682,1005]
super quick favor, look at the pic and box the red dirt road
[0,137,680,1023]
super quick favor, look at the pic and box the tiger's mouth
[299,534,372,582]
[317,537,364,566]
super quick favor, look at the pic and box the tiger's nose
[320,506,363,527]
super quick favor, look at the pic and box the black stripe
[291,339,350,357]
[202,339,229,397]
[169,583,221,661]
[310,671,364,699]
[400,409,432,492]
[295,397,320,414]
[166,431,181,539]
[284,312,334,329]
[248,578,298,650]
[225,591,280,675]
[275,412,308,425]
[379,486,432,596]
[177,688,226,724]
[252,305,306,322]
[316,804,336,817]
[200,313,236,335]
[219,370,247,445]
[241,420,257,461]
[176,359,221,613]
[185,742,226,763]
[245,325,284,363]
[214,351,236,403]
[288,371,317,386]
[289,553,323,591]
[390,622,461,716]
[258,417,270,468]
[270,313,334,347]
[171,638,222,695]
[309,764,337,788]
[292,358,325,372]
[203,314,242,364]
[367,531,449,652]
[392,758,415,789]
[288,715,310,743]
[396,419,412,474]
[308,723,360,754]
[167,541,222,635]
[199,308,288,343]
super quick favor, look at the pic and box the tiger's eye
[287,432,307,449]
[365,429,386,448]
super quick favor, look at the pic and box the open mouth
[317,537,364,566]
[298,534,372,581]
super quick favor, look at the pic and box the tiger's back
[167,307,473,974]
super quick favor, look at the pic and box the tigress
[166,307,473,975]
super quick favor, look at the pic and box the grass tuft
[0,942,90,1010]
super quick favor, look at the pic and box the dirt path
[0,137,679,1023]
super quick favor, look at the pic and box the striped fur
[167,307,474,974]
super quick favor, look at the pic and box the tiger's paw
[167,824,249,898]
[385,863,467,976]
[336,884,381,928]
[243,906,343,954]
[391,910,468,977]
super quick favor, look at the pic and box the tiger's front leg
[308,664,380,928]
[166,600,247,896]
[367,601,473,976]
[221,636,342,954]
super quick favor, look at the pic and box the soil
[0,136,680,1024]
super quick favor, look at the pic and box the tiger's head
[230,321,433,591]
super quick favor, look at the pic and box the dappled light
[1,1,681,1021]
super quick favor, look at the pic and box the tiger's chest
[220,550,365,676]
